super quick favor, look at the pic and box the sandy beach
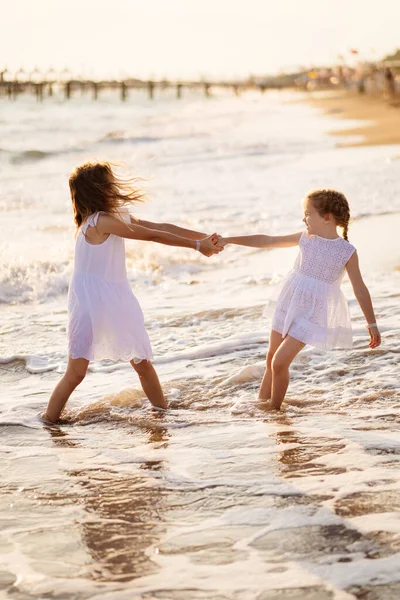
[304,89,400,147]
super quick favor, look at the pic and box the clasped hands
[198,233,226,257]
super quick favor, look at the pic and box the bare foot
[39,411,69,425]
[39,411,54,424]
[258,398,281,411]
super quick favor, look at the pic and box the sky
[1,0,400,80]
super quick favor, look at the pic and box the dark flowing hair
[307,188,351,241]
[69,161,145,229]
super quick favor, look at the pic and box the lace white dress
[264,232,356,349]
[68,211,153,362]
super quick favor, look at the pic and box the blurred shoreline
[303,89,400,147]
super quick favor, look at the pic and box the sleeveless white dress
[264,232,356,349]
[68,211,153,362]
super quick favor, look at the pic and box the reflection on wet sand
[273,418,347,479]
[35,412,400,598]
[46,424,170,582]
[265,415,400,581]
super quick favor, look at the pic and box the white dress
[264,232,356,349]
[68,211,153,362]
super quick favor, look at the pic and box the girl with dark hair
[44,161,223,422]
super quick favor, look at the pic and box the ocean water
[0,88,400,599]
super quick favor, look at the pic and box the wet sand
[304,90,400,147]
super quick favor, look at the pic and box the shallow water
[1,89,400,599]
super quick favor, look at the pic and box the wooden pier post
[65,81,72,100]
[176,83,182,99]
[45,69,55,97]
[92,82,98,100]
[147,80,154,100]
[8,82,15,100]
[121,81,127,101]
[35,83,44,102]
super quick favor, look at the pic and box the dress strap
[115,206,131,224]
[81,212,100,235]
[299,230,309,245]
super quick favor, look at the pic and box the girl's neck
[314,233,340,240]
[311,226,339,240]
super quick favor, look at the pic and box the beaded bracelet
[366,323,378,329]
[195,240,201,251]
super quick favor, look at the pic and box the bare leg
[130,360,167,409]
[270,335,305,410]
[258,329,284,400]
[44,356,89,423]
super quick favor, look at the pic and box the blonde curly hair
[306,189,351,241]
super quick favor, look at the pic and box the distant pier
[0,69,287,102]
[2,63,398,103]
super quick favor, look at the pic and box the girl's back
[73,211,129,283]
[69,209,151,362]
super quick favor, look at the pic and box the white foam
[304,553,400,589]
[349,512,400,535]
[0,354,63,374]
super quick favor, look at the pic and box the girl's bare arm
[98,214,222,256]
[130,215,208,241]
[346,251,381,348]
[219,231,303,249]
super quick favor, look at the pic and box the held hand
[210,233,225,248]
[367,324,381,349]
[216,236,228,247]
[199,233,224,257]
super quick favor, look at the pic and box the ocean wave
[0,354,63,374]
[0,262,70,304]
[10,149,52,165]
[5,144,84,165]
[0,239,225,304]
[0,249,214,305]
[99,131,162,144]
[352,209,400,221]
[159,305,264,328]
[158,331,268,365]
[0,330,268,375]
[99,130,210,145]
